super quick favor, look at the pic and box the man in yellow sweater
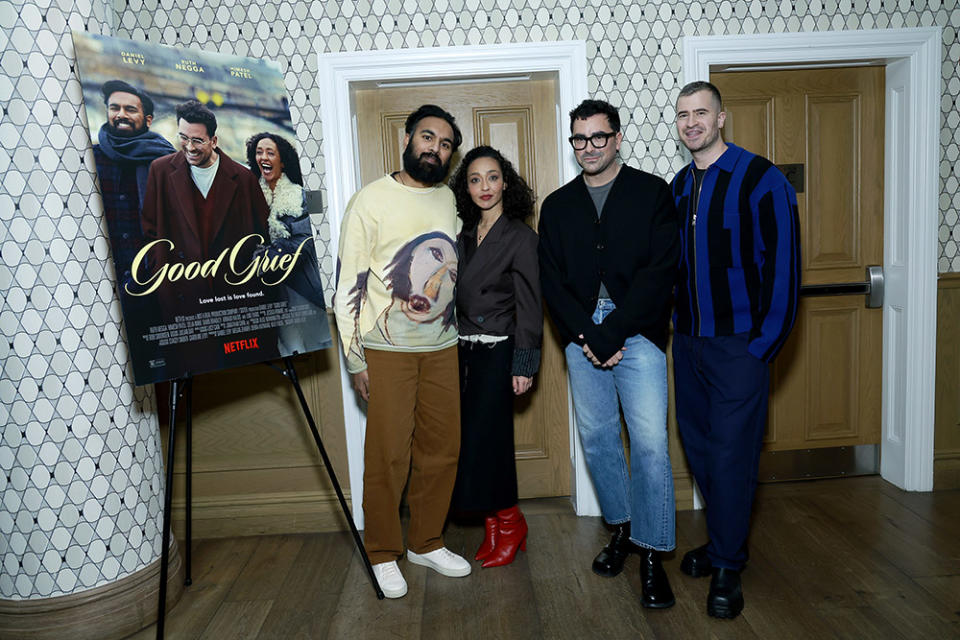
[334,105,468,598]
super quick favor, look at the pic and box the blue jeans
[565,299,675,551]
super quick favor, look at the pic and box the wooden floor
[129,477,960,639]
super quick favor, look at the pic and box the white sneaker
[406,547,472,577]
[372,561,408,598]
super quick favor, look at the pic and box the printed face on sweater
[404,236,457,321]
[676,90,727,156]
[384,231,458,328]
[106,91,152,137]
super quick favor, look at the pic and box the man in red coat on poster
[138,100,274,377]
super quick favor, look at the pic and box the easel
[155,356,383,639]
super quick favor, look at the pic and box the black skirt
[451,337,518,512]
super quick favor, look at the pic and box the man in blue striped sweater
[670,81,801,619]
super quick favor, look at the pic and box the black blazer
[456,216,542,377]
[538,165,679,362]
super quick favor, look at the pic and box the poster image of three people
[73,32,331,386]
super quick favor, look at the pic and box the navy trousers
[672,332,769,570]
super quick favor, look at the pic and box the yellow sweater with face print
[334,175,461,374]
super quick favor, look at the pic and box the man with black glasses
[538,99,680,609]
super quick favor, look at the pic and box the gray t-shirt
[586,179,614,218]
[586,179,614,299]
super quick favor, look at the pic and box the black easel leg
[157,379,182,640]
[281,357,384,599]
[184,377,193,586]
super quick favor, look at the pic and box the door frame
[317,42,599,527]
[683,27,941,491]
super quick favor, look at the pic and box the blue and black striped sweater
[670,143,801,362]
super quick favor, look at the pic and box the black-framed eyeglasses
[568,131,617,150]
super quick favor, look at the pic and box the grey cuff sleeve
[512,347,541,378]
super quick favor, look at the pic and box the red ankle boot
[482,505,527,568]
[475,515,499,561]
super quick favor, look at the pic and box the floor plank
[419,518,543,640]
[129,479,960,640]
[819,485,960,576]
[803,492,960,638]
[226,535,305,603]
[198,600,273,640]
[256,532,355,639]
[127,537,261,640]
[915,574,960,622]
[525,512,659,639]
[325,546,426,639]
[735,544,838,640]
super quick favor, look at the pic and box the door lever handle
[799,265,883,308]
[865,265,883,308]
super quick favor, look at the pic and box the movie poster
[73,32,331,386]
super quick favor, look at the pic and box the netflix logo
[224,338,259,354]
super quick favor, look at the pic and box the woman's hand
[512,375,533,395]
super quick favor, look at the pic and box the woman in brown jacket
[449,146,542,567]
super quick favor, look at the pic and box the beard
[579,151,617,176]
[107,118,148,138]
[682,128,722,154]
[402,143,450,184]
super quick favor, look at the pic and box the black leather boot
[683,543,749,578]
[639,549,675,609]
[707,567,744,618]
[680,543,713,578]
[591,522,633,577]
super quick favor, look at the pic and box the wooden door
[713,67,884,454]
[353,77,570,497]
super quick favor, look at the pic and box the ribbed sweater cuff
[512,347,541,377]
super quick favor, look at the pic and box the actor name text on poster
[176,59,204,72]
[120,51,145,65]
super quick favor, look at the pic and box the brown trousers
[363,346,460,563]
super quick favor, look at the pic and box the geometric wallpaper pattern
[113,0,960,275]
[1,1,164,600]
[0,0,958,602]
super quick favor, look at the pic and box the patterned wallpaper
[111,0,960,276]
[0,0,166,600]
[0,0,958,603]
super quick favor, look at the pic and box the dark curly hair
[405,104,462,152]
[569,99,621,133]
[101,80,155,116]
[245,132,303,186]
[175,100,217,137]
[449,146,535,229]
